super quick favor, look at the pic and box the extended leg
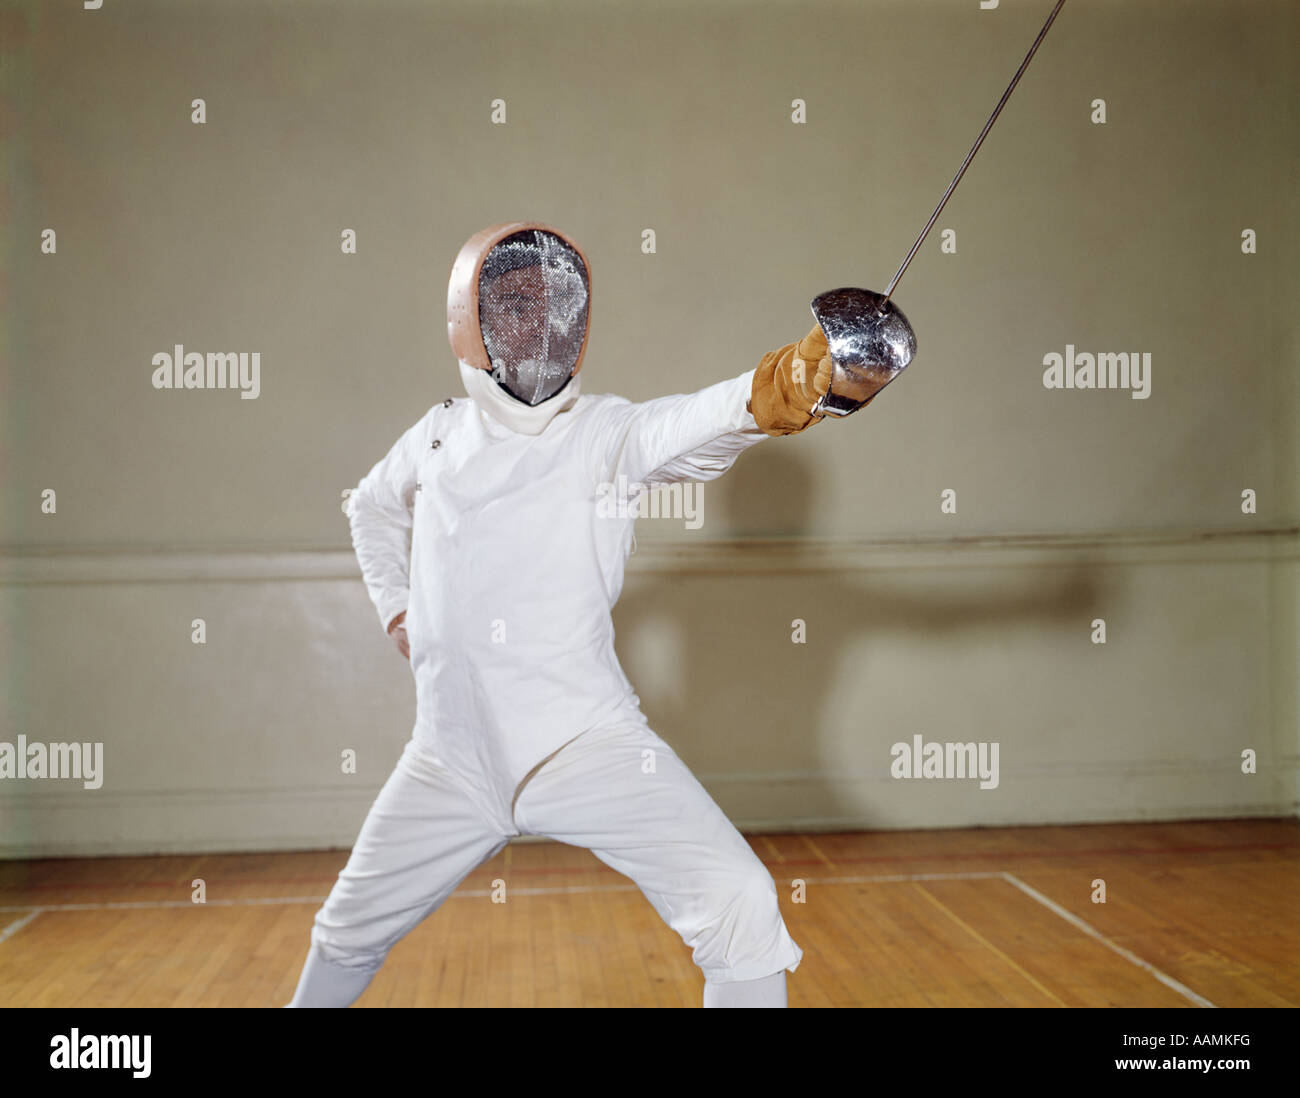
[284,744,510,1007]
[513,716,802,1006]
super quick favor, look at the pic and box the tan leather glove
[748,325,835,437]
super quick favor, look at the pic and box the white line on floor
[783,872,1006,884]
[0,898,330,913]
[999,871,1215,1008]
[0,870,1224,1008]
[1,909,43,942]
[0,873,1000,915]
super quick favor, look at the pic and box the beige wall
[1,0,1295,855]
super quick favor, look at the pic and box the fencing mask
[447,222,591,408]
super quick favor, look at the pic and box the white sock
[284,943,379,1008]
[702,970,788,1008]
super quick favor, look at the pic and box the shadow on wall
[613,441,1111,830]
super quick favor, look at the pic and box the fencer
[286,222,870,1009]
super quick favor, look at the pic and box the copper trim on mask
[446,221,593,376]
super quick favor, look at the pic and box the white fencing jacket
[348,364,769,800]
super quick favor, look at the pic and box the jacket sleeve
[589,369,769,488]
[347,408,434,631]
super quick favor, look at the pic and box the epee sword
[810,0,1069,417]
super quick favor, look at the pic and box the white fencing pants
[287,717,802,1006]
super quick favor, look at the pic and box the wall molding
[2,525,1296,585]
[3,752,1294,806]
[2,772,1293,860]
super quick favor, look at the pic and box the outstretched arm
[588,370,761,489]
[588,325,839,488]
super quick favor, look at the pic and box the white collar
[458,360,581,436]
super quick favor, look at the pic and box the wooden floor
[1,818,1296,1007]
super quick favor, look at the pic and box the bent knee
[688,867,797,972]
[701,867,784,939]
[731,865,781,908]
[310,920,391,973]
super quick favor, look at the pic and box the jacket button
[431,439,442,450]
[443,398,453,408]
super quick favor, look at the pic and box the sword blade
[879,0,1068,311]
